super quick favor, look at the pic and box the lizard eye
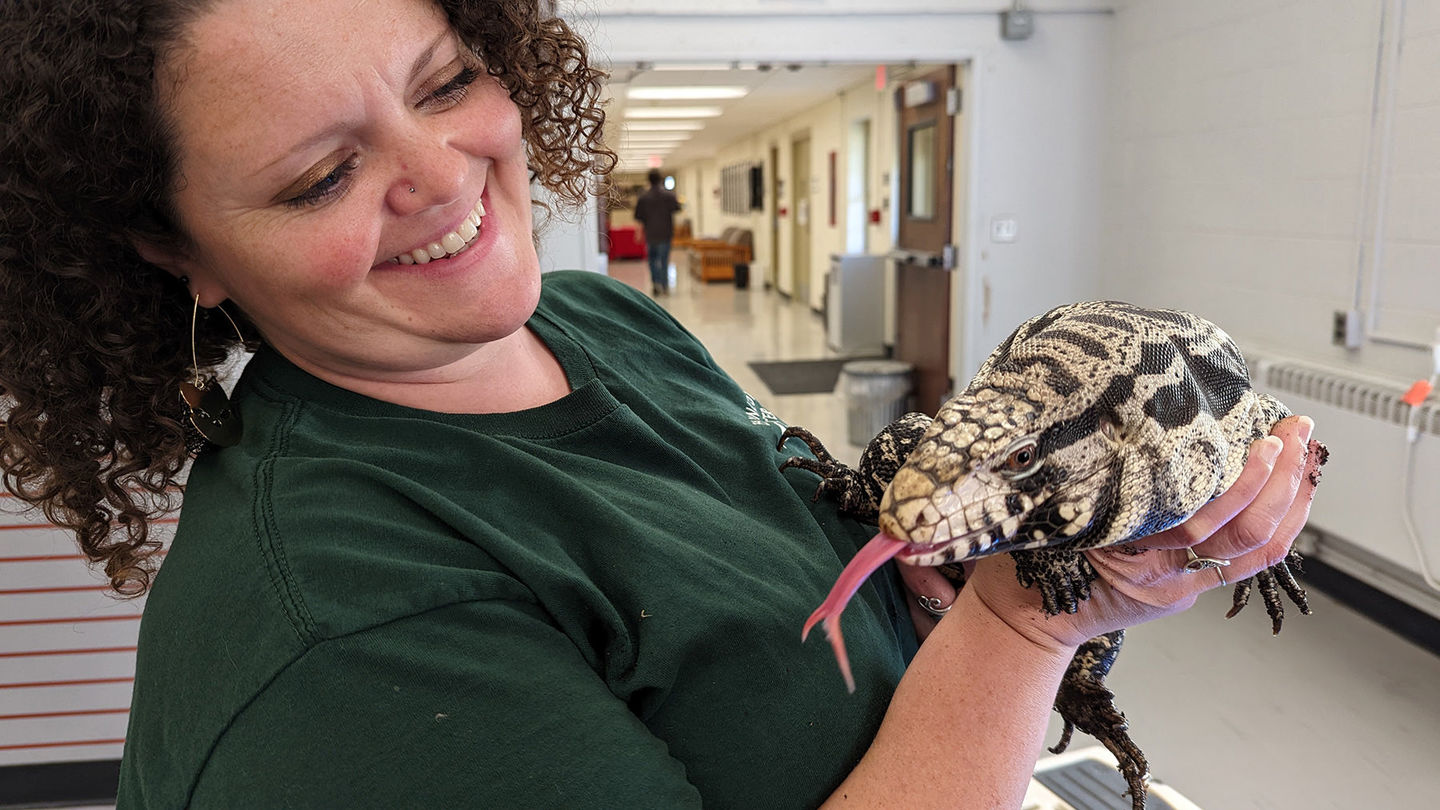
[1000,438,1041,479]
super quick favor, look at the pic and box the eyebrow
[261,28,454,180]
[408,29,450,86]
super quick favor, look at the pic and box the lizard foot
[1051,630,1150,810]
[778,415,935,523]
[1225,550,1311,634]
[1011,548,1099,615]
[777,426,876,518]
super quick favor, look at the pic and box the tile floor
[44,262,1440,810]
[617,260,1440,810]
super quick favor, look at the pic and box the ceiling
[601,62,881,175]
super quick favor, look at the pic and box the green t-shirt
[117,271,915,809]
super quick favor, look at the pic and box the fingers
[1189,415,1313,562]
[1207,435,1325,583]
[897,562,959,641]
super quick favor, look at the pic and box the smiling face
[152,0,541,390]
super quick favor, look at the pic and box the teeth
[389,198,486,265]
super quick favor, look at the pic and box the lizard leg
[1272,551,1312,616]
[776,425,838,463]
[777,428,876,516]
[779,415,934,523]
[1050,630,1150,810]
[1225,551,1310,635]
[1010,548,1098,615]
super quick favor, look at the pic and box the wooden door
[769,144,780,289]
[790,135,812,305]
[894,65,958,415]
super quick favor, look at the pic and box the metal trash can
[840,359,914,445]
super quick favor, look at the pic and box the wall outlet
[1332,309,1363,349]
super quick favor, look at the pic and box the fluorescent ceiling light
[627,86,748,101]
[625,106,723,119]
[648,62,754,71]
[624,121,707,131]
[620,134,693,143]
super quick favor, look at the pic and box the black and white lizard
[778,300,1323,810]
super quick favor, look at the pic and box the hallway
[610,258,869,469]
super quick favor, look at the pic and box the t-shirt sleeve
[188,599,704,809]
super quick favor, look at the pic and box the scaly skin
[781,300,1325,810]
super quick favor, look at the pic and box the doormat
[747,357,881,396]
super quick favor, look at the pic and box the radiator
[1249,354,1440,619]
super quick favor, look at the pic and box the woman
[0,1,1319,807]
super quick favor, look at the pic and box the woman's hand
[897,557,964,642]
[904,414,1321,650]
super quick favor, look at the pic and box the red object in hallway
[607,226,646,260]
[869,209,881,224]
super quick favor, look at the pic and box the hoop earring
[179,295,245,453]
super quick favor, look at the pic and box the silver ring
[1184,547,1230,586]
[916,595,952,618]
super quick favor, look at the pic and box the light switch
[990,216,1018,243]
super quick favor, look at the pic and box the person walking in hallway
[634,168,681,295]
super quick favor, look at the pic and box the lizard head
[875,387,1131,567]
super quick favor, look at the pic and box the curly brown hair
[0,0,614,596]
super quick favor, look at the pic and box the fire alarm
[1000,7,1034,40]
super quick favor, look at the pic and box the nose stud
[408,186,416,194]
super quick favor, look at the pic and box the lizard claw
[1225,550,1310,634]
[1011,548,1097,616]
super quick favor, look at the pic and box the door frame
[892,64,965,414]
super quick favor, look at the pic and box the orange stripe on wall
[0,737,126,752]
[0,555,87,564]
[0,549,168,564]
[0,676,133,690]
[0,517,178,532]
[0,646,137,659]
[0,707,130,722]
[0,585,112,596]
[0,615,141,628]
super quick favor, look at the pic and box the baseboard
[1305,555,1440,657]
[0,760,119,808]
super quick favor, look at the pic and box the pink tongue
[802,532,908,693]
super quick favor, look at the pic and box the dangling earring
[179,292,245,453]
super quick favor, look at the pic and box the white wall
[1101,0,1440,600]
[1101,0,1440,384]
[533,182,604,274]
